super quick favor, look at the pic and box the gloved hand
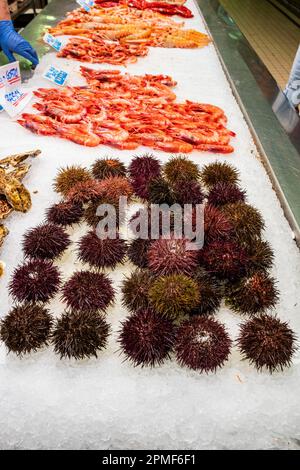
[0,20,39,66]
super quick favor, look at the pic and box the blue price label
[43,33,62,52]
[44,66,69,86]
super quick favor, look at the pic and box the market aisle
[219,0,300,89]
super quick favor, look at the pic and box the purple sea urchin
[127,238,152,268]
[201,240,249,280]
[149,274,200,320]
[128,154,161,179]
[52,310,110,360]
[175,316,232,372]
[148,237,198,276]
[221,202,265,244]
[164,155,200,184]
[23,223,71,260]
[191,268,223,316]
[173,180,204,205]
[200,162,240,188]
[130,175,152,200]
[121,269,153,313]
[92,157,126,180]
[226,272,279,315]
[67,179,102,204]
[119,308,176,367]
[237,314,297,372]
[148,177,176,205]
[54,165,91,196]
[203,205,233,243]
[0,304,53,355]
[46,200,84,227]
[77,231,127,269]
[61,271,115,312]
[207,182,246,207]
[9,259,61,303]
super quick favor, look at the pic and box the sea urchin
[119,308,176,367]
[164,155,200,184]
[92,157,126,180]
[226,271,279,315]
[0,304,53,355]
[175,316,232,372]
[149,273,200,321]
[148,237,198,276]
[54,165,91,196]
[46,200,84,227]
[52,310,110,360]
[77,231,127,269]
[9,259,61,303]
[200,162,240,189]
[121,269,153,313]
[61,270,115,312]
[22,223,71,260]
[237,314,297,372]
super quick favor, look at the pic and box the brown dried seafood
[0,149,41,275]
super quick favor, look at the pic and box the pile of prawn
[50,5,210,50]
[18,67,235,153]
[58,36,149,65]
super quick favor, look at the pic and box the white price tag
[0,62,32,117]
[43,33,63,52]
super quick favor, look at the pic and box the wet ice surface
[0,0,300,450]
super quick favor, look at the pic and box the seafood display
[18,68,235,153]
[94,0,194,18]
[49,5,210,50]
[0,150,41,275]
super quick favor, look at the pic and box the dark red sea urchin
[175,316,232,372]
[121,269,153,313]
[96,176,133,203]
[9,259,61,303]
[46,200,84,227]
[77,231,127,269]
[22,223,71,260]
[92,157,126,180]
[54,165,91,197]
[173,180,204,205]
[0,304,53,355]
[61,270,115,312]
[52,310,110,360]
[149,273,200,321]
[148,237,198,276]
[203,205,233,244]
[226,271,279,315]
[237,314,297,373]
[128,154,161,179]
[127,238,152,268]
[119,308,176,367]
[201,240,249,281]
[207,182,246,207]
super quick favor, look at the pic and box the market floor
[219,0,300,89]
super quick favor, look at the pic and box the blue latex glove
[0,20,39,66]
